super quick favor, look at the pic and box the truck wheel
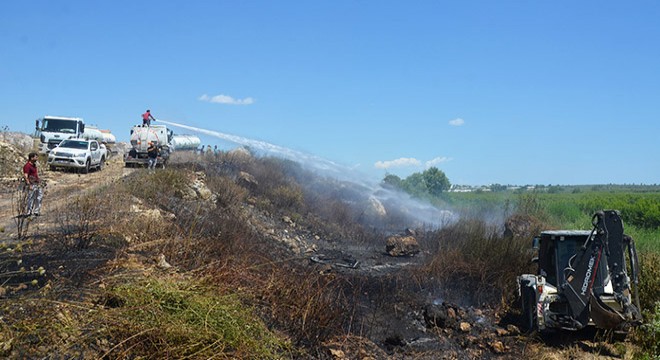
[82,159,91,174]
[49,165,56,171]
[521,287,537,333]
[98,157,105,171]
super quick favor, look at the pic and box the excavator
[518,210,642,333]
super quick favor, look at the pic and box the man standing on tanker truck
[142,109,156,126]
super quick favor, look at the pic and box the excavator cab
[537,231,609,292]
[518,210,642,333]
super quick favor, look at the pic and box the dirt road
[0,158,134,241]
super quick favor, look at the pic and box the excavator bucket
[589,292,626,329]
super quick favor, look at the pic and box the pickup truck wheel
[521,287,537,333]
[81,159,90,174]
[98,157,105,171]
[49,165,56,171]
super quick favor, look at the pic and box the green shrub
[638,252,660,313]
[633,301,660,358]
[625,251,659,358]
[576,193,660,230]
[126,168,190,204]
[205,175,248,211]
[270,184,305,210]
[103,276,288,359]
[515,192,547,220]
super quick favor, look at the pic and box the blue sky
[1,1,659,186]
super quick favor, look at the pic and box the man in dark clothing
[147,142,159,170]
[23,152,43,216]
[142,109,156,126]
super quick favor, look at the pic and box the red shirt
[142,112,151,120]
[23,161,39,183]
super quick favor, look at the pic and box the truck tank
[125,124,173,168]
[99,129,116,144]
[171,134,201,151]
[98,129,117,156]
[82,126,105,142]
[129,125,172,151]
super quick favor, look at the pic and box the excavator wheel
[520,287,537,333]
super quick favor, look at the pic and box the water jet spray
[157,118,457,228]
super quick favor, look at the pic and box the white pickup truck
[46,139,107,173]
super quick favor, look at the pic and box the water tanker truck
[34,115,116,155]
[124,123,201,167]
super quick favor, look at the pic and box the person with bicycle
[22,152,43,217]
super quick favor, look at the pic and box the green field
[443,189,660,253]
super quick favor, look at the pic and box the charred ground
[0,137,653,359]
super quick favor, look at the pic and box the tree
[422,167,451,196]
[382,174,403,189]
[385,168,451,198]
[402,172,426,196]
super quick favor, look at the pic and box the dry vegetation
[415,216,539,308]
[0,145,657,359]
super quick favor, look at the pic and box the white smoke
[157,118,457,228]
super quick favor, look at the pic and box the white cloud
[199,94,255,105]
[425,156,452,168]
[374,157,421,169]
[448,118,464,126]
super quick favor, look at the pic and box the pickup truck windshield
[42,119,77,134]
[59,140,88,149]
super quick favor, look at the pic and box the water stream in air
[157,118,456,228]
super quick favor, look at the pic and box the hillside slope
[0,136,647,359]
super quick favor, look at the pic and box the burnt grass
[0,152,639,359]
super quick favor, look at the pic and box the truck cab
[35,116,85,154]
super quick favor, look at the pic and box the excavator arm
[562,210,642,329]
